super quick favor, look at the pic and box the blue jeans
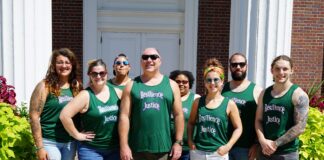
[180,150,190,160]
[43,138,76,160]
[77,142,120,160]
[229,147,249,160]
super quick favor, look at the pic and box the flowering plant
[307,80,324,112]
[0,76,16,105]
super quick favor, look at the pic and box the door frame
[83,0,199,86]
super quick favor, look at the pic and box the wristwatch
[174,140,183,146]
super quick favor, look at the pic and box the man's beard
[231,71,246,81]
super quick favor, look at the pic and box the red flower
[0,76,16,105]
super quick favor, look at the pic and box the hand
[260,139,276,156]
[75,131,95,141]
[37,148,49,160]
[188,140,196,150]
[248,144,258,160]
[120,144,133,160]
[216,144,230,156]
[169,143,182,160]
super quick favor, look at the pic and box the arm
[217,100,242,156]
[169,80,184,160]
[248,85,263,160]
[274,88,309,147]
[29,81,49,160]
[60,90,95,141]
[255,91,276,155]
[118,82,133,160]
[187,98,200,150]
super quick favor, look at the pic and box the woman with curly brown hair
[29,48,83,160]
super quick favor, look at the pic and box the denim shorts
[190,149,228,160]
[43,138,76,160]
[77,142,120,160]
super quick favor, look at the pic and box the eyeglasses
[89,71,107,78]
[230,62,246,68]
[205,78,221,84]
[175,80,189,84]
[115,61,129,65]
[56,61,71,65]
[141,54,160,60]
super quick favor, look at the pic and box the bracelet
[35,146,44,151]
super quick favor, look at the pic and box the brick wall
[52,0,83,77]
[196,0,231,95]
[291,0,324,95]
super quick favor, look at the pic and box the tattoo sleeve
[275,94,309,147]
[29,83,46,147]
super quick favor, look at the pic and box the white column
[229,0,293,88]
[183,0,199,89]
[83,0,98,84]
[0,0,52,104]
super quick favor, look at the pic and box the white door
[100,32,180,79]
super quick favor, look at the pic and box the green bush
[299,107,324,160]
[0,102,36,160]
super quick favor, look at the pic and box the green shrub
[299,107,324,160]
[0,102,36,160]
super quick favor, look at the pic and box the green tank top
[107,79,126,90]
[41,88,74,142]
[194,96,229,152]
[262,84,299,154]
[129,76,174,153]
[80,85,120,150]
[170,92,195,151]
[222,82,257,148]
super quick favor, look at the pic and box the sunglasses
[230,62,246,68]
[89,71,107,78]
[115,61,129,65]
[175,80,189,84]
[141,54,160,60]
[205,77,221,84]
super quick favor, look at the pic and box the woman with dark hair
[169,70,200,160]
[29,48,83,160]
[108,53,132,90]
[60,59,122,160]
[187,59,242,160]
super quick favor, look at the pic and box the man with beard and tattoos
[221,53,262,160]
[255,55,309,160]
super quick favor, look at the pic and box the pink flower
[0,76,16,105]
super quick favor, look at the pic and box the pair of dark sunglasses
[115,61,129,65]
[141,54,160,60]
[230,62,246,68]
[205,77,221,84]
[175,80,189,84]
[89,71,107,78]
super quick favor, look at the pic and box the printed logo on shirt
[98,105,119,114]
[140,91,164,111]
[231,97,247,106]
[104,115,117,124]
[264,104,285,125]
[58,95,73,104]
[143,102,160,111]
[183,107,189,115]
[198,115,221,135]
[140,91,164,99]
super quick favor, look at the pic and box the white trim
[229,0,293,88]
[183,0,198,89]
[84,0,199,90]
[0,0,52,104]
[83,0,98,84]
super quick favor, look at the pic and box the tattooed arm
[274,88,309,147]
[29,80,49,159]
